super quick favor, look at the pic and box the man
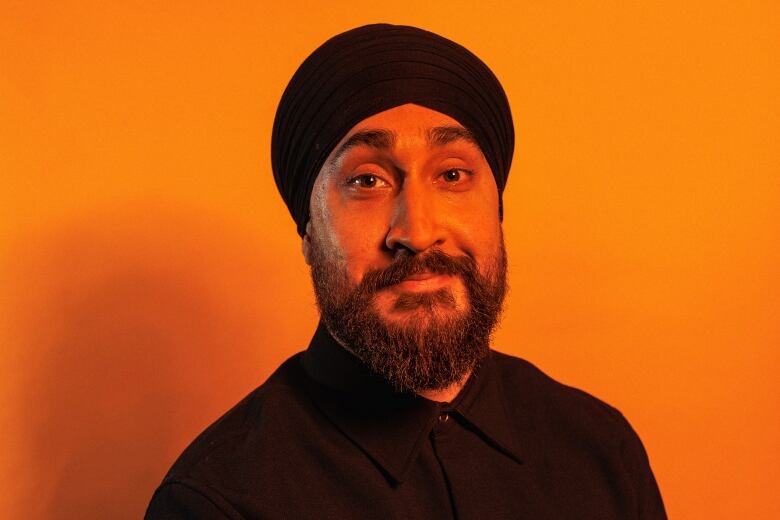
[146,24,666,519]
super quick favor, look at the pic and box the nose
[385,179,445,254]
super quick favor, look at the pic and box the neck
[417,371,471,403]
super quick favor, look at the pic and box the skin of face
[302,103,503,328]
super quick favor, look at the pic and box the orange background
[2,1,778,518]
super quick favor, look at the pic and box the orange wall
[2,1,778,518]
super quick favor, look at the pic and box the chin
[381,308,438,326]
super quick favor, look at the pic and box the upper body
[147,23,666,519]
[146,324,666,520]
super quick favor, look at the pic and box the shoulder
[145,478,244,519]
[486,352,667,517]
[489,350,635,448]
[158,353,316,490]
[489,349,622,415]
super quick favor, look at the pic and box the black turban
[271,23,515,237]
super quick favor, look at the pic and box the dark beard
[308,238,507,394]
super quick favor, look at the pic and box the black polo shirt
[146,323,666,519]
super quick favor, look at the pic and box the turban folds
[271,23,514,236]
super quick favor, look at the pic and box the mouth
[393,271,453,292]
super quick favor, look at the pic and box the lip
[394,272,451,291]
[403,271,439,281]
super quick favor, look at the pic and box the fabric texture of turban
[271,23,515,237]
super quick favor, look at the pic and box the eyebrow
[427,125,478,147]
[331,129,396,163]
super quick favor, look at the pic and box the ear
[301,221,313,266]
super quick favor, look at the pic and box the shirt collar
[300,322,523,484]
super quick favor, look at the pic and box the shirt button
[438,413,449,423]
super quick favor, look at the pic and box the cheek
[447,182,502,252]
[466,221,503,268]
[472,176,503,252]
[447,219,502,283]
[313,188,390,282]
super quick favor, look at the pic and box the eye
[439,168,471,184]
[443,169,462,182]
[348,174,377,188]
[346,174,388,189]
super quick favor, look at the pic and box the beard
[308,235,508,394]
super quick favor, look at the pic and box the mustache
[357,250,477,294]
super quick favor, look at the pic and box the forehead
[331,103,480,155]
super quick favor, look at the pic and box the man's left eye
[441,169,468,183]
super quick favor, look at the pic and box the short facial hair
[308,234,508,394]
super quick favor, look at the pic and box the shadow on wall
[7,204,315,519]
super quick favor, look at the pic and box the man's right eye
[346,174,384,188]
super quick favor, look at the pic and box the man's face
[304,103,507,393]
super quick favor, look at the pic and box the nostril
[392,243,417,257]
